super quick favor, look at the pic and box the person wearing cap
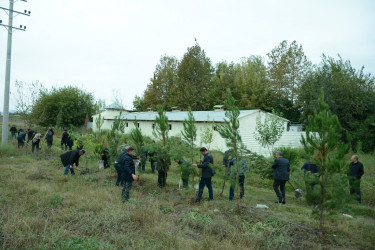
[271,151,290,204]
[193,147,214,202]
[60,150,85,175]
[118,147,138,201]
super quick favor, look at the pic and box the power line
[0,0,30,145]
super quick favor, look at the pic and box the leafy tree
[299,55,375,152]
[199,120,215,150]
[301,89,351,234]
[217,89,249,213]
[30,86,95,127]
[267,40,312,122]
[175,40,213,110]
[132,95,146,111]
[143,55,179,110]
[254,110,285,156]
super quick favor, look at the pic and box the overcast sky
[1,0,374,111]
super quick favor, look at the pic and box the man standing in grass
[193,147,214,202]
[10,125,17,140]
[272,151,290,204]
[118,147,138,201]
[228,157,250,201]
[60,150,85,175]
[348,155,364,203]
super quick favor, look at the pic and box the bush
[273,146,302,166]
[46,194,64,208]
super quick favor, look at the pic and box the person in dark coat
[177,159,193,188]
[148,151,156,173]
[60,150,85,175]
[114,151,126,186]
[348,155,364,203]
[27,129,35,144]
[229,158,250,201]
[139,144,147,173]
[193,147,214,202]
[101,148,110,169]
[118,147,138,201]
[301,157,320,207]
[61,129,69,150]
[156,154,171,188]
[45,127,54,149]
[10,125,17,140]
[75,139,84,150]
[271,151,290,204]
[66,132,74,150]
[17,129,26,148]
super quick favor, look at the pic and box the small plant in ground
[46,194,64,208]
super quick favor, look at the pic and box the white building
[92,106,305,156]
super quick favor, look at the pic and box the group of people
[57,137,365,205]
[9,125,49,152]
[271,151,365,205]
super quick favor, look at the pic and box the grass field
[1,136,375,249]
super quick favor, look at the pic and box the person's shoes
[281,199,286,204]
[275,200,281,204]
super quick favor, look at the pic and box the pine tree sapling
[130,119,144,175]
[301,89,350,234]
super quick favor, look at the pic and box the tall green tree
[299,55,375,152]
[217,89,249,213]
[301,89,351,234]
[30,86,95,127]
[176,41,213,110]
[267,40,312,122]
[143,55,179,110]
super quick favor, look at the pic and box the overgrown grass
[0,144,374,249]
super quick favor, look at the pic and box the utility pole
[0,0,30,144]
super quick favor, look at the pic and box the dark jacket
[348,161,364,179]
[60,150,81,167]
[45,129,54,142]
[222,149,233,167]
[61,131,69,143]
[17,131,26,142]
[118,153,136,182]
[272,157,290,181]
[229,158,249,176]
[301,162,320,175]
[198,152,214,178]
[10,126,17,133]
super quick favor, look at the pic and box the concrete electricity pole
[0,0,30,144]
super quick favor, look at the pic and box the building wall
[92,110,305,156]
[92,110,129,131]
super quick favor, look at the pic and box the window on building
[213,126,218,131]
[169,124,172,130]
[126,122,128,127]
[137,123,140,128]
[152,124,155,129]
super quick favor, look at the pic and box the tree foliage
[301,89,351,234]
[30,86,95,127]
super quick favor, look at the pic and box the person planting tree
[60,150,85,175]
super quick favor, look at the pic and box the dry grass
[0,145,374,249]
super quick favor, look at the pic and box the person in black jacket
[61,129,69,150]
[118,147,138,201]
[348,155,364,203]
[27,129,35,144]
[60,150,85,175]
[17,129,26,148]
[101,148,110,169]
[272,151,290,204]
[10,125,17,140]
[45,127,54,149]
[301,157,320,207]
[193,147,214,202]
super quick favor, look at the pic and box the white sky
[1,0,374,111]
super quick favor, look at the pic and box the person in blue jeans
[229,158,250,201]
[193,147,214,202]
[60,150,85,175]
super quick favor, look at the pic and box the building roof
[105,103,125,110]
[111,110,260,122]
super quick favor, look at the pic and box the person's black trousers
[349,177,361,203]
[229,175,245,200]
[196,177,213,202]
[273,179,287,202]
[32,140,40,153]
[150,160,155,173]
[158,170,167,187]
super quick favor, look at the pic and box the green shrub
[54,237,113,249]
[273,146,302,166]
[0,144,17,157]
[46,194,64,208]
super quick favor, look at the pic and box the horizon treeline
[133,40,375,152]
